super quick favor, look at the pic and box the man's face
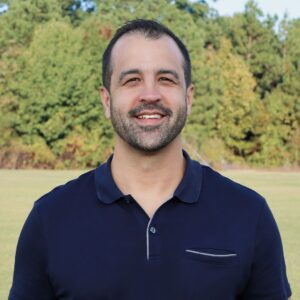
[101,33,193,152]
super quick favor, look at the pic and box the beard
[110,100,188,152]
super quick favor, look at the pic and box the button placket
[144,198,173,262]
[146,217,161,261]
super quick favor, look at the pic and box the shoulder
[201,165,268,216]
[34,168,97,215]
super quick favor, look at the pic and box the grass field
[0,169,299,299]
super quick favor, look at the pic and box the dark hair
[102,19,192,90]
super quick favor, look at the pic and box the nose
[138,80,161,103]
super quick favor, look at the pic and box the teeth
[138,114,162,119]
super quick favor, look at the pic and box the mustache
[128,103,173,117]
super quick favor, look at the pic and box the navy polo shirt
[10,151,291,299]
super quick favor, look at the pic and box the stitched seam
[186,249,237,257]
[146,218,152,261]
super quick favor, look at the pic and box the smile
[137,114,163,119]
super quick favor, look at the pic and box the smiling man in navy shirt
[10,19,292,300]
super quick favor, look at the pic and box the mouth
[136,112,165,119]
[134,111,167,125]
[128,104,172,127]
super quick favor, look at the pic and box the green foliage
[0,138,57,168]
[223,0,282,98]
[0,0,299,168]
[198,137,237,169]
[5,20,114,168]
[215,39,266,158]
[184,45,222,148]
[249,89,297,166]
[12,22,99,142]
[54,125,114,168]
[0,0,62,49]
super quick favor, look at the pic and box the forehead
[110,33,185,75]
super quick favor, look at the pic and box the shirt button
[149,226,156,234]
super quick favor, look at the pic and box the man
[10,19,291,299]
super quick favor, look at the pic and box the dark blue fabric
[9,151,292,299]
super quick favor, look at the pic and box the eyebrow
[118,69,141,83]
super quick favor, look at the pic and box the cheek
[160,86,185,99]
[161,90,187,108]
[114,86,140,99]
[112,91,141,113]
[110,98,131,116]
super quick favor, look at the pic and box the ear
[186,84,194,115]
[100,87,111,118]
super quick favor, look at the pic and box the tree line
[0,0,299,169]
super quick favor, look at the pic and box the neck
[111,137,186,199]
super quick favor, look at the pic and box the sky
[209,0,300,20]
[1,1,299,20]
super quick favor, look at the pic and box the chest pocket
[184,248,238,266]
[171,247,240,299]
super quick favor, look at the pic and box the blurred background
[0,0,299,299]
[0,0,299,170]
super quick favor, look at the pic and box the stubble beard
[109,100,188,153]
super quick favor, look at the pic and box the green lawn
[0,169,299,299]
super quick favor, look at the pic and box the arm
[9,205,55,300]
[241,199,292,299]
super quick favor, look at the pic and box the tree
[215,39,266,159]
[0,0,299,168]
[184,38,266,165]
[223,0,282,98]
[263,18,300,166]
[249,89,297,166]
[0,0,62,50]
[10,21,112,167]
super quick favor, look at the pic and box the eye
[123,77,141,85]
[159,77,176,83]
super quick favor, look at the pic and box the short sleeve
[241,199,292,299]
[9,204,55,300]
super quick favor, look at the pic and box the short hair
[102,19,192,90]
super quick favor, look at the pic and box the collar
[94,150,203,204]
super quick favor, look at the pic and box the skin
[100,33,193,218]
